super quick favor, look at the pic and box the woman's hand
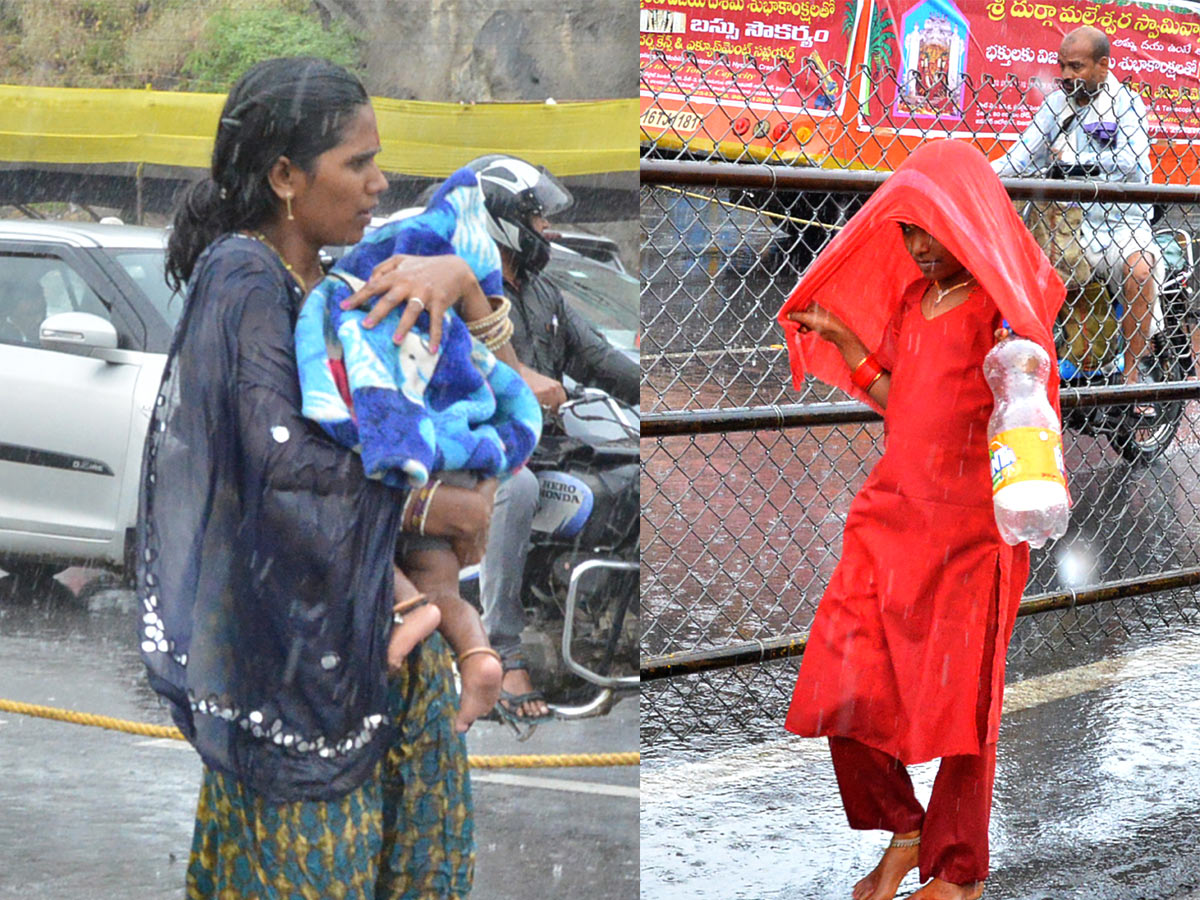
[340,254,487,351]
[447,479,497,568]
[788,303,856,350]
[385,569,441,673]
[412,478,499,567]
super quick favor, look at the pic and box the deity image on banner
[895,0,968,120]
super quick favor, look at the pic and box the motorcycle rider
[993,25,1160,387]
[468,154,639,721]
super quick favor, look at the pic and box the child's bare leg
[404,544,502,732]
[388,567,441,671]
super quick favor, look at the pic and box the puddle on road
[0,569,160,717]
[641,634,1200,900]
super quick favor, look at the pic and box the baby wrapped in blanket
[296,168,541,663]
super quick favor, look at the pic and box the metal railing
[640,116,1200,746]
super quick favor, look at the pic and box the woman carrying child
[140,57,504,899]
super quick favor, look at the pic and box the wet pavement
[641,190,1200,897]
[0,574,637,900]
[641,622,1200,900]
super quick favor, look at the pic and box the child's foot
[852,831,920,900]
[386,603,441,672]
[904,879,984,900]
[456,649,503,733]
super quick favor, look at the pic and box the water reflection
[641,635,1200,898]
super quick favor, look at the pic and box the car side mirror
[39,311,118,356]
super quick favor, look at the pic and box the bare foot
[904,878,984,900]
[386,604,441,672]
[852,832,920,900]
[500,665,550,719]
[455,651,503,733]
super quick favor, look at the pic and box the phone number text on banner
[639,0,855,123]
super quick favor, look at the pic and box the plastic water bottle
[982,336,1069,548]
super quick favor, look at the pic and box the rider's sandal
[486,658,555,740]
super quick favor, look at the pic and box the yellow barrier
[0,84,638,177]
[0,697,639,769]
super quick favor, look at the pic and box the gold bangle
[405,479,440,534]
[466,296,511,335]
[393,592,429,616]
[483,317,514,352]
[416,480,441,536]
[473,316,508,345]
[400,489,417,528]
[457,646,501,665]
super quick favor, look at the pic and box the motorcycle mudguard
[531,470,594,538]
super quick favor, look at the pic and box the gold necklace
[931,274,975,307]
[250,231,310,293]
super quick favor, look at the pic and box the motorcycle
[523,387,640,720]
[1055,225,1197,465]
[460,386,640,729]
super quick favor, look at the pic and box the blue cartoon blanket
[295,168,541,489]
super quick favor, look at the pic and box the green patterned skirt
[187,633,473,900]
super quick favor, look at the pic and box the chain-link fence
[640,59,1200,749]
[639,47,1200,177]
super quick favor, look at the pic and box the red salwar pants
[829,736,996,884]
[826,559,1002,887]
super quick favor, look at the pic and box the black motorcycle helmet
[466,154,573,276]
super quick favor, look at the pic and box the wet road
[641,624,1200,899]
[641,190,1200,897]
[0,574,637,900]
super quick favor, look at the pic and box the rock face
[317,0,637,101]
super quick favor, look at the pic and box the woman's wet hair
[166,57,369,291]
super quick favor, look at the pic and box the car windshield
[109,248,184,328]
[542,252,639,353]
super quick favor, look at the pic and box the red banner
[639,0,858,140]
[862,0,1200,141]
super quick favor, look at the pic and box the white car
[0,220,180,586]
[0,219,637,589]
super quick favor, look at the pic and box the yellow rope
[656,184,846,231]
[0,698,639,769]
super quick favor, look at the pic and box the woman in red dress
[776,140,1066,900]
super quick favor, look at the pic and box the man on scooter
[467,154,639,723]
[993,25,1160,387]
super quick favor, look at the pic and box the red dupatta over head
[775,139,1065,415]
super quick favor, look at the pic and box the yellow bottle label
[989,427,1066,494]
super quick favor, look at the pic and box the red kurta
[776,140,1066,765]
[784,281,1028,763]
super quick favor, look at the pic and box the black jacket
[506,270,639,407]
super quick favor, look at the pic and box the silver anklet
[889,835,921,849]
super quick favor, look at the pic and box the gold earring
[285,194,294,221]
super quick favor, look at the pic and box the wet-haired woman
[140,57,501,898]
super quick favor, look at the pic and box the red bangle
[850,353,885,392]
